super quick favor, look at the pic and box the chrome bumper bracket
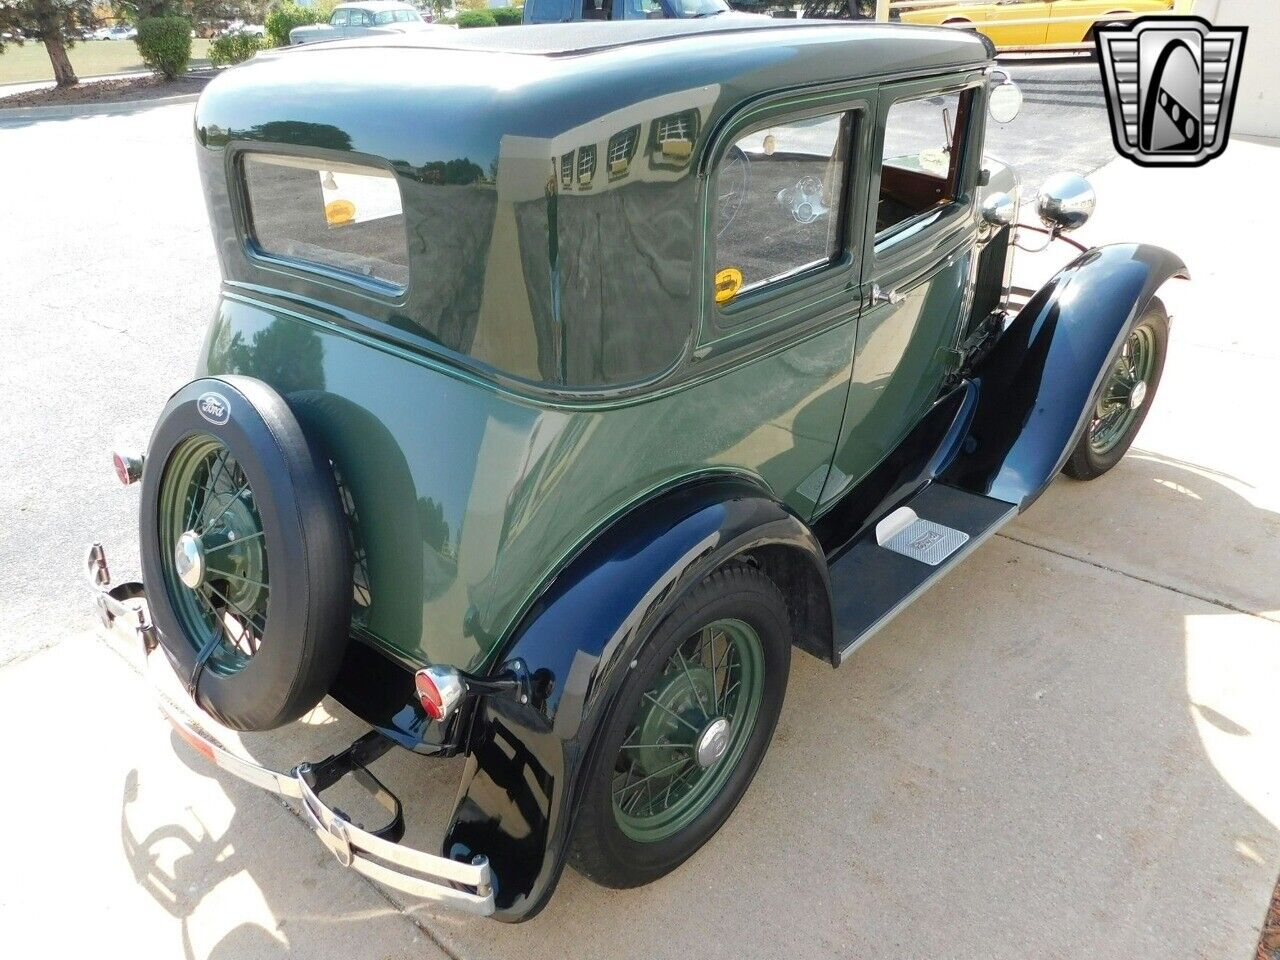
[87,541,496,917]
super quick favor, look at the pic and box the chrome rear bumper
[87,542,496,917]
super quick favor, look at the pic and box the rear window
[242,154,409,292]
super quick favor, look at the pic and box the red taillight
[415,671,445,720]
[112,450,143,486]
[414,665,465,723]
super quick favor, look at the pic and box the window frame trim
[697,86,873,350]
[868,77,985,263]
[234,146,413,304]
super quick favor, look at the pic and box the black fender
[944,243,1188,509]
[441,475,832,921]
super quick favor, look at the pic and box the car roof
[339,17,992,58]
[200,20,992,180]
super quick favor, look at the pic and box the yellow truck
[899,0,1174,47]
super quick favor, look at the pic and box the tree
[0,0,96,87]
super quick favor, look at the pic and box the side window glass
[876,89,972,238]
[330,10,349,25]
[525,0,557,21]
[713,111,851,304]
[350,9,369,25]
[622,0,666,18]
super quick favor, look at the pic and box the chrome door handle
[871,284,905,307]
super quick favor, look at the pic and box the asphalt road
[986,56,1115,189]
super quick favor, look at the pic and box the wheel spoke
[205,530,265,553]
[195,450,231,530]
[199,479,251,535]
[642,692,702,734]
[206,566,269,591]
[203,581,265,633]
[674,647,710,720]
[618,741,694,752]
[612,756,692,801]
[196,588,250,653]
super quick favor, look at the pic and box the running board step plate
[831,483,1016,664]
[875,507,969,566]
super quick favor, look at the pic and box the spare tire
[140,376,352,731]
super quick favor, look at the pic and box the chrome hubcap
[174,531,206,589]
[695,717,732,769]
[1128,379,1148,410]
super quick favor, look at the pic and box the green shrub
[265,2,324,47]
[136,16,193,80]
[491,6,523,25]
[209,29,264,67]
[457,9,497,27]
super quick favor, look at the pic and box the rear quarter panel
[200,296,853,672]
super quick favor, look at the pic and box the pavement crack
[996,532,1278,624]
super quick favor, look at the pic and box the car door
[979,0,1051,46]
[345,8,371,36]
[818,74,985,509]
[698,88,875,519]
[1045,0,1139,45]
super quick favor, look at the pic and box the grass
[0,38,212,86]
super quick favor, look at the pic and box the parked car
[90,19,1185,922]
[898,0,1174,46]
[288,0,433,44]
[225,19,267,36]
[526,0,760,22]
[97,24,138,40]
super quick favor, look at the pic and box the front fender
[944,243,1187,509]
[441,476,830,921]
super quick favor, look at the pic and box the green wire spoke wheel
[569,564,790,888]
[611,617,765,842]
[158,435,269,676]
[1064,299,1169,481]
[1088,320,1159,456]
[140,377,352,731]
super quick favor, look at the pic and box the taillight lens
[112,451,144,486]
[414,665,465,722]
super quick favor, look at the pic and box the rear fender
[441,475,830,921]
[944,243,1188,509]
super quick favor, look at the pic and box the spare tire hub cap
[174,531,206,589]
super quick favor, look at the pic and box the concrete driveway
[2,90,1278,957]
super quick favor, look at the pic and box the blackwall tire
[1063,298,1169,481]
[140,376,352,731]
[567,563,790,888]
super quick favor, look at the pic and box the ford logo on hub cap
[197,392,230,426]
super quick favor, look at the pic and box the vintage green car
[88,19,1185,921]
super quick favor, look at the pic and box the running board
[830,483,1016,664]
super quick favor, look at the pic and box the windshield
[375,8,420,22]
[671,0,730,15]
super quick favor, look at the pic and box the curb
[0,91,200,122]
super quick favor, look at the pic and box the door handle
[871,284,906,307]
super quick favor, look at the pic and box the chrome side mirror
[981,192,1016,228]
[988,81,1023,124]
[1036,173,1096,233]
